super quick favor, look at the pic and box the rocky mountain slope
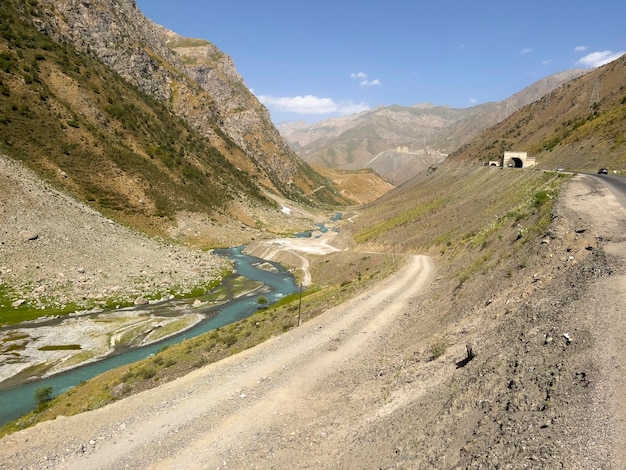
[280,70,587,184]
[0,154,230,320]
[38,0,340,204]
[0,0,342,244]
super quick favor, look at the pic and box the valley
[0,1,625,468]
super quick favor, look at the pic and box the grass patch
[168,38,212,48]
[429,335,449,360]
[0,269,233,327]
[0,300,83,326]
[355,197,447,243]
[38,344,81,351]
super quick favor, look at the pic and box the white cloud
[577,50,625,68]
[574,45,587,52]
[520,48,532,54]
[257,94,369,115]
[363,78,381,86]
[468,98,477,104]
[350,72,368,80]
[541,59,551,65]
[351,71,382,87]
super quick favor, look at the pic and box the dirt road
[1,255,433,469]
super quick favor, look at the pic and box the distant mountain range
[279,70,588,185]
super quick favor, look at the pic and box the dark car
[598,168,609,174]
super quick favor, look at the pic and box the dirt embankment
[0,174,624,469]
[0,156,230,312]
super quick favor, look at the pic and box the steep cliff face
[36,0,181,103]
[162,30,312,194]
[35,0,337,203]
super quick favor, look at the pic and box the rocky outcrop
[36,0,180,103]
[166,32,303,187]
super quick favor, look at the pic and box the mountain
[0,0,343,241]
[448,54,626,171]
[280,70,587,185]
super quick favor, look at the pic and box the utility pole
[298,283,303,326]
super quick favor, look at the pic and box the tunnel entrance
[506,157,524,168]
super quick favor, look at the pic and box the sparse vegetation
[349,166,566,291]
[37,344,81,351]
[34,386,53,406]
[354,197,447,243]
[429,335,449,359]
[257,296,268,309]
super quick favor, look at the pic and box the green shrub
[430,335,449,359]
[533,190,551,208]
[257,296,268,309]
[34,386,53,405]
[137,366,156,379]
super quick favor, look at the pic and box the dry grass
[314,166,395,205]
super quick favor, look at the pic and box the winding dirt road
[1,255,433,469]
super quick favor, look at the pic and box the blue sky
[135,1,625,124]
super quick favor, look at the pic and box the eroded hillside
[0,0,344,242]
[313,166,395,205]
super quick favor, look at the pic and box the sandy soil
[0,173,625,469]
[244,233,344,286]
